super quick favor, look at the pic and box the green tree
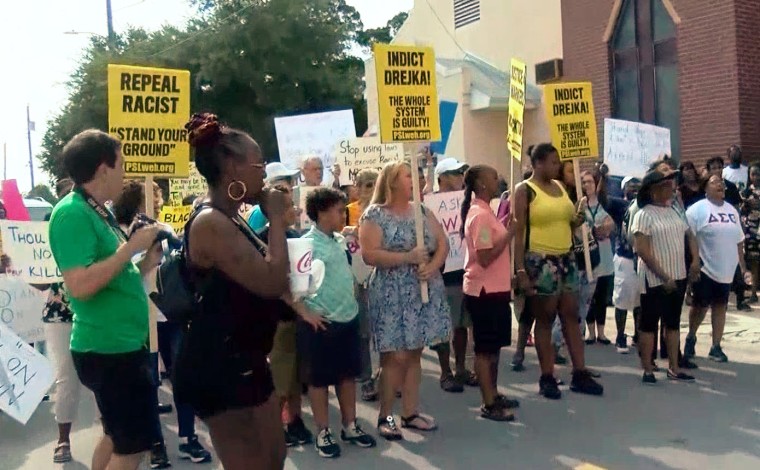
[26,184,58,205]
[38,0,409,179]
[356,11,409,49]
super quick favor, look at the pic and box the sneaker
[315,428,341,458]
[361,379,378,402]
[150,442,172,469]
[511,351,525,372]
[440,374,464,393]
[708,345,728,363]
[737,301,752,312]
[157,403,173,415]
[495,394,520,409]
[679,357,699,370]
[683,335,697,359]
[570,369,604,396]
[284,429,298,448]
[53,442,72,463]
[480,403,515,422]
[340,421,377,448]
[750,294,759,303]
[615,334,629,354]
[539,374,562,400]
[178,435,212,464]
[287,416,314,445]
[642,372,657,385]
[667,370,695,382]
[511,361,526,372]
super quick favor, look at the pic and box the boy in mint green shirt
[296,187,376,458]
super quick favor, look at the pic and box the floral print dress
[361,204,451,352]
[741,184,760,260]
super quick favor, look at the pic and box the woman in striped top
[631,169,701,385]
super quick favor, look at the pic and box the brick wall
[561,0,758,169]
[735,0,760,158]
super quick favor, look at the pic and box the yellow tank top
[524,180,574,255]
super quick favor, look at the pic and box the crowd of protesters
[25,117,753,470]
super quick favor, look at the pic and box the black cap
[636,170,677,208]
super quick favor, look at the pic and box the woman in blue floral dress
[359,161,451,441]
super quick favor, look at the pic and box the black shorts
[464,290,512,354]
[691,272,731,308]
[72,349,155,455]
[297,317,361,388]
[639,279,687,333]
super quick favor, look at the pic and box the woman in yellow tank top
[512,143,604,399]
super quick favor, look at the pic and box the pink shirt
[463,199,511,296]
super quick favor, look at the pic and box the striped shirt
[631,204,689,288]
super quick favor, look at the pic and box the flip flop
[401,413,438,431]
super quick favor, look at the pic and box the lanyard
[588,202,602,225]
[74,187,129,242]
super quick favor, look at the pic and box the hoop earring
[227,180,247,201]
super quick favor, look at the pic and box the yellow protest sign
[374,43,441,143]
[108,64,191,177]
[169,162,207,205]
[507,58,527,161]
[543,82,599,160]
[158,205,193,233]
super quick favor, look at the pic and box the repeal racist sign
[507,58,527,161]
[543,82,599,160]
[108,64,191,177]
[0,221,62,283]
[374,44,441,143]
[335,137,403,186]
[423,191,465,273]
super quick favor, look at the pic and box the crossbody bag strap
[74,186,129,241]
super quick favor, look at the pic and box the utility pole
[106,0,116,48]
[26,105,34,188]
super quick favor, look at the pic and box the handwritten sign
[374,43,441,143]
[0,221,62,283]
[335,137,403,186]
[295,186,320,232]
[345,233,373,284]
[424,191,465,273]
[507,58,527,161]
[603,118,671,178]
[107,64,191,177]
[0,277,47,343]
[169,162,206,205]
[0,322,55,424]
[274,110,356,182]
[158,205,193,234]
[543,82,599,160]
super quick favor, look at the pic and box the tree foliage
[38,0,409,181]
[26,184,58,205]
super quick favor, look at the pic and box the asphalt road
[2,307,759,470]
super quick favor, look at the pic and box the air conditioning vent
[535,59,563,84]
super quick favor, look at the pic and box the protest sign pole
[409,147,429,304]
[573,159,594,282]
[145,175,158,353]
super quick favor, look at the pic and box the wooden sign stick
[145,175,159,353]
[409,148,430,304]
[572,159,594,282]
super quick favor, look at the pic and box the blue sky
[0,0,413,191]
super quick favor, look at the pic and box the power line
[422,0,467,55]
[147,2,257,58]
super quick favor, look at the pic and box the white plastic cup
[290,273,311,298]
[287,239,313,276]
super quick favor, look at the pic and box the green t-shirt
[49,192,149,354]
[303,227,358,323]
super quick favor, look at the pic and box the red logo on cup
[296,251,312,274]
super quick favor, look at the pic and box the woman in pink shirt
[461,165,517,422]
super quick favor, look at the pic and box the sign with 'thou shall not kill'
[108,64,191,177]
[374,44,441,143]
[0,221,62,284]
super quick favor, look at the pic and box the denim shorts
[524,251,580,297]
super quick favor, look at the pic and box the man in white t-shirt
[684,174,750,363]
[722,144,748,191]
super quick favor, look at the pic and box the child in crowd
[296,187,377,458]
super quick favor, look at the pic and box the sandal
[377,416,403,441]
[454,370,479,387]
[53,442,72,463]
[480,403,515,422]
[401,413,438,431]
[440,374,464,393]
[495,394,520,409]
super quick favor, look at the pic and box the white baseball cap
[265,162,300,183]
[620,176,641,190]
[435,157,468,176]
